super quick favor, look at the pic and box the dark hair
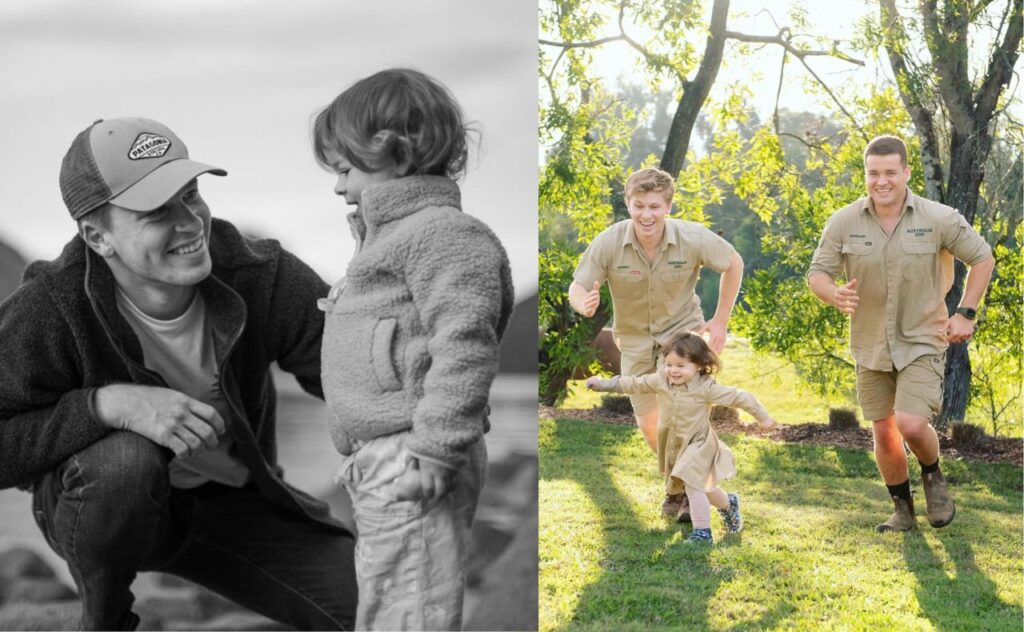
[312,68,472,180]
[77,203,112,231]
[660,332,721,376]
[864,135,908,166]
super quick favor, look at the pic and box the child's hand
[392,456,455,501]
[586,376,617,392]
[759,416,777,430]
[390,463,424,500]
[417,457,456,500]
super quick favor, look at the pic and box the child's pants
[335,432,487,631]
[684,484,728,529]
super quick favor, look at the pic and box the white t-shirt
[116,289,250,489]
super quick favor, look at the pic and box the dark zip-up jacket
[0,218,346,532]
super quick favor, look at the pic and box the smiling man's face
[627,190,671,242]
[90,179,214,293]
[865,153,911,211]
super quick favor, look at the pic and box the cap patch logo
[128,133,171,160]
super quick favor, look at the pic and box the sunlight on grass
[540,416,1024,631]
[539,478,607,628]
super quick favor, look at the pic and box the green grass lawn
[539,417,1024,631]
[563,337,1023,437]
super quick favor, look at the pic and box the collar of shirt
[861,189,917,220]
[620,221,678,253]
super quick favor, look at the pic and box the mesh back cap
[59,117,226,220]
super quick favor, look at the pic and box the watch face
[958,307,977,320]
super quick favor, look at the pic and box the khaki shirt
[808,191,992,371]
[574,219,736,354]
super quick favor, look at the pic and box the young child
[313,68,515,630]
[588,333,775,543]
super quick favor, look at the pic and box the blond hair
[624,167,674,203]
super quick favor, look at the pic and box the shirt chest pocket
[901,239,937,281]
[609,272,648,301]
[841,242,876,277]
[841,243,874,256]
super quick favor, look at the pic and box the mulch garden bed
[541,405,1023,467]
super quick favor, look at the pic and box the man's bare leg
[896,410,954,527]
[635,408,659,454]
[872,414,916,532]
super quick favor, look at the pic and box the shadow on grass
[543,418,1023,629]
[901,529,1022,631]
[736,434,1022,515]
[543,419,803,630]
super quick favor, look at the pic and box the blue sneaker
[684,527,713,543]
[718,492,743,533]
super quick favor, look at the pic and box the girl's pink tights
[685,484,729,529]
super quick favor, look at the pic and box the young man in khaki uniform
[568,168,744,519]
[808,135,995,532]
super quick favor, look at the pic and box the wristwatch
[955,307,977,320]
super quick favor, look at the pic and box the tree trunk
[539,306,610,406]
[659,0,730,177]
[935,128,990,427]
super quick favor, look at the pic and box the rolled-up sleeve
[697,228,737,273]
[808,215,844,280]
[940,209,992,266]
[572,232,610,289]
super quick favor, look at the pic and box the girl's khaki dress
[614,372,770,494]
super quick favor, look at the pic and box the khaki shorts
[856,354,945,421]
[620,345,662,416]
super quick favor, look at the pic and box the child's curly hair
[312,68,473,180]
[660,332,721,376]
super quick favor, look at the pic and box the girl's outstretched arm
[705,382,776,428]
[586,373,661,394]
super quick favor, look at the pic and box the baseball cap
[59,117,227,220]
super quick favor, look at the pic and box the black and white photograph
[0,1,538,630]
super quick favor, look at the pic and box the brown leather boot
[675,492,692,524]
[661,493,684,517]
[876,495,917,532]
[922,469,956,528]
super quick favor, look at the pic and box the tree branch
[724,30,865,66]
[540,3,688,83]
[615,3,688,82]
[921,0,977,133]
[975,0,1023,124]
[725,28,867,137]
[659,0,730,176]
[539,36,627,49]
[772,50,787,134]
[879,0,946,201]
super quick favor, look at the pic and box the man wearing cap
[568,167,744,520]
[808,135,995,532]
[0,118,356,630]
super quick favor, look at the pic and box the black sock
[919,459,940,474]
[886,479,912,501]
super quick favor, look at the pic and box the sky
[582,0,881,117]
[540,0,1020,155]
[0,0,538,298]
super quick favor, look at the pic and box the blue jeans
[31,431,357,631]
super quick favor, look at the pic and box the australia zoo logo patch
[128,133,171,160]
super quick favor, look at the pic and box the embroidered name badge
[616,265,631,270]
[128,133,171,160]
[849,234,866,238]
[906,227,933,236]
[668,260,688,267]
